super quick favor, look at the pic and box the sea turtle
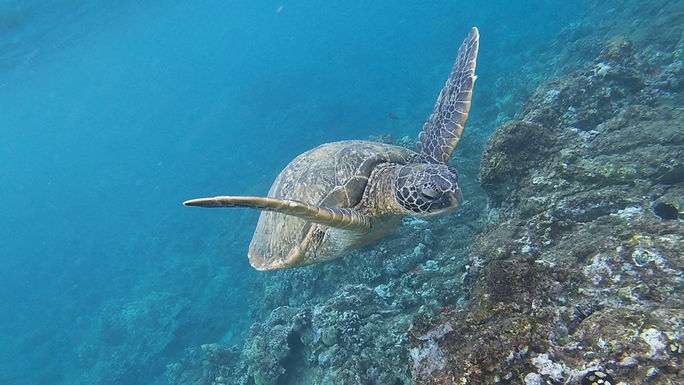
[185,27,479,270]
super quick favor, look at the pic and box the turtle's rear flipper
[184,196,370,230]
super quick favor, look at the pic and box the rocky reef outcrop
[410,34,683,385]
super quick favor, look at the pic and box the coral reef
[411,34,683,385]
[169,285,420,385]
[72,254,255,384]
[168,212,484,385]
[77,292,192,384]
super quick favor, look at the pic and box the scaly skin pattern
[417,27,478,164]
[357,163,405,218]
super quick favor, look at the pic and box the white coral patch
[410,339,445,378]
[583,254,613,285]
[373,284,391,299]
[640,328,667,358]
[531,353,566,382]
[524,372,542,385]
[544,89,560,103]
[612,206,642,219]
[595,62,612,76]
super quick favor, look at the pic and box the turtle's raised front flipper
[417,27,479,164]
[184,196,371,230]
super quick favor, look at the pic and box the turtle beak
[450,188,464,208]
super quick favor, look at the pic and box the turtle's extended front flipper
[417,27,479,164]
[184,196,371,230]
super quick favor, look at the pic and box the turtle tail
[183,196,371,230]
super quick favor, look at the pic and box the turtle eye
[420,187,439,200]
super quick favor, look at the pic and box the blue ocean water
[0,1,585,384]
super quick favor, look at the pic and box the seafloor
[165,2,683,385]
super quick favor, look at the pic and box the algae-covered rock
[412,28,683,385]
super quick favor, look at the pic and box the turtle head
[394,163,463,217]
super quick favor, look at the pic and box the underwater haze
[2,1,682,384]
